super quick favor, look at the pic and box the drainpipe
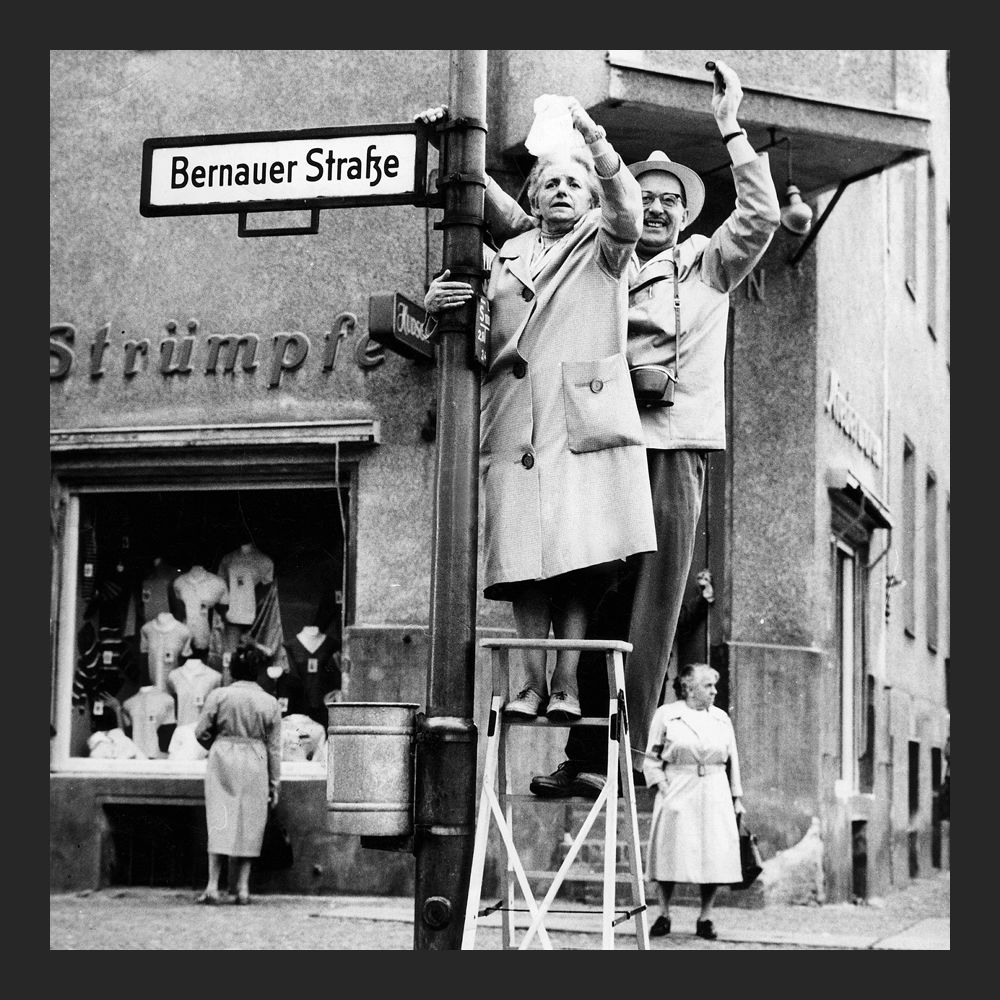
[412,49,488,951]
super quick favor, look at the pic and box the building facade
[50,49,949,904]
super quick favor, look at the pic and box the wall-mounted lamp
[778,133,814,236]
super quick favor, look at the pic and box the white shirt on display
[172,566,229,649]
[217,544,274,626]
[140,612,193,689]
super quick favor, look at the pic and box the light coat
[642,700,743,883]
[480,164,656,594]
[195,680,282,857]
[627,154,780,451]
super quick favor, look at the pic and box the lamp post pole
[412,49,487,951]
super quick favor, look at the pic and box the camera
[630,364,676,407]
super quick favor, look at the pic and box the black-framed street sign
[140,122,430,222]
[368,292,435,363]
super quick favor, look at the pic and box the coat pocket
[562,354,644,454]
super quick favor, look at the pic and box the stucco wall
[728,228,819,646]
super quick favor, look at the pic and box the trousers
[565,448,707,769]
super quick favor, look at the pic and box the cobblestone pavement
[50,870,948,950]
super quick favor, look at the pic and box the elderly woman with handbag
[642,662,746,940]
[194,644,282,905]
[420,98,656,753]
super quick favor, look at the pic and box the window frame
[49,449,362,778]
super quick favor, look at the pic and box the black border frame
[139,122,431,218]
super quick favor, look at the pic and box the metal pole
[413,49,487,951]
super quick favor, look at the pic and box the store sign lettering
[49,312,391,387]
[823,368,883,469]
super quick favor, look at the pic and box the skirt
[204,736,269,857]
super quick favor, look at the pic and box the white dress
[642,701,743,884]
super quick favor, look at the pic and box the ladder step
[522,870,647,885]
[496,793,620,802]
[502,716,610,728]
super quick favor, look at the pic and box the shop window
[930,747,943,869]
[857,674,875,793]
[945,495,951,659]
[908,739,920,818]
[945,205,950,371]
[901,438,916,637]
[851,820,868,902]
[830,481,879,795]
[834,539,868,792]
[926,160,937,340]
[57,483,349,768]
[901,160,917,301]
[925,470,938,652]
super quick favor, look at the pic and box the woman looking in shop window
[194,644,282,905]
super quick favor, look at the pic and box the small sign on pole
[368,292,435,363]
[472,294,490,370]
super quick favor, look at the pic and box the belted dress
[642,700,743,883]
[195,680,282,857]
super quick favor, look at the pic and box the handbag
[731,815,764,890]
[258,808,294,871]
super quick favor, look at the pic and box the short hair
[672,662,718,700]
[526,149,601,221]
[230,643,266,682]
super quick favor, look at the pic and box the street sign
[140,123,429,219]
[368,292,435,363]
[472,293,490,369]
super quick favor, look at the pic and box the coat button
[521,453,534,470]
[521,288,534,301]
[512,361,527,379]
[590,378,604,393]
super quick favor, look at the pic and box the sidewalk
[50,869,949,950]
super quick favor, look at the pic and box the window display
[122,685,177,759]
[64,486,348,766]
[280,713,327,762]
[141,558,182,622]
[217,543,274,625]
[173,566,229,652]
[285,625,343,727]
[258,662,307,719]
[141,612,193,690]
[167,656,222,725]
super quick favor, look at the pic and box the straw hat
[628,150,706,225]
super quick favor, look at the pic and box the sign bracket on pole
[237,208,321,239]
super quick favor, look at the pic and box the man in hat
[532,58,781,799]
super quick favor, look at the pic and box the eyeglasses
[641,192,684,210]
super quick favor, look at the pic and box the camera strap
[672,246,681,383]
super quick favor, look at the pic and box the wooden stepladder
[461,637,650,950]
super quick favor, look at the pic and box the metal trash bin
[326,702,418,835]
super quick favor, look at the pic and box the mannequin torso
[168,657,222,725]
[140,613,193,689]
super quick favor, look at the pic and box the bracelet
[585,125,607,144]
[721,129,747,145]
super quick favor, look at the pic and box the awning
[826,467,893,531]
[50,419,379,451]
